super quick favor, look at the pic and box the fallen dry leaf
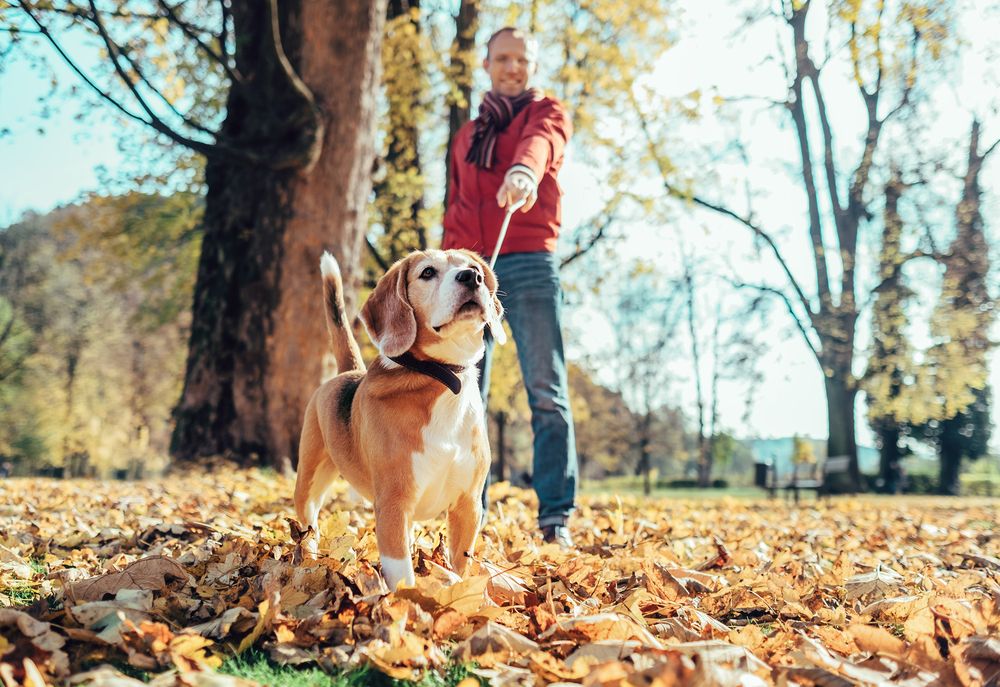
[1,468,997,685]
[451,621,539,667]
[67,556,189,604]
[845,563,906,601]
[0,609,69,682]
[955,635,1000,687]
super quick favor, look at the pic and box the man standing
[442,27,577,547]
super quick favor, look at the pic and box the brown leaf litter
[0,469,997,686]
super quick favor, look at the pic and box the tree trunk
[876,423,902,494]
[696,446,711,488]
[683,262,710,488]
[823,372,859,492]
[937,429,962,495]
[171,0,386,467]
[640,445,650,495]
[639,413,651,495]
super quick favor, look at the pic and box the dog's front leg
[447,493,482,577]
[374,499,415,589]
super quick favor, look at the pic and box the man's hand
[496,168,537,212]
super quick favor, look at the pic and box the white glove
[497,166,538,212]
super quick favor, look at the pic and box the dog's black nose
[455,268,483,288]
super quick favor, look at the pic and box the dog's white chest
[410,388,484,521]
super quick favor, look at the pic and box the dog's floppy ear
[458,250,507,345]
[360,256,417,357]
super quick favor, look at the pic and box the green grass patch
[2,583,40,606]
[219,649,483,687]
[220,651,340,687]
[1,559,46,607]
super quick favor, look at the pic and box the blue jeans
[479,252,578,528]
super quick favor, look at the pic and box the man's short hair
[486,26,539,61]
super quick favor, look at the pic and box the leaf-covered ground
[1,468,998,686]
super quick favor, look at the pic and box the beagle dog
[294,249,506,590]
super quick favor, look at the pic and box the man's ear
[360,257,418,357]
[457,250,506,345]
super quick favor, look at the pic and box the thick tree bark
[823,371,859,493]
[171,0,386,466]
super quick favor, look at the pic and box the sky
[2,2,999,448]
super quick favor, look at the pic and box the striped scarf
[466,88,541,168]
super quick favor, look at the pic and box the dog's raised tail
[320,251,365,373]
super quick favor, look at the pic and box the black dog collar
[388,352,466,395]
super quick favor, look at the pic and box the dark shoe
[541,524,574,549]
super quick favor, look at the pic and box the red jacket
[442,95,572,256]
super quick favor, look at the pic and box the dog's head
[360,249,506,364]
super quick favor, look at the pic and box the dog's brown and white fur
[294,249,506,589]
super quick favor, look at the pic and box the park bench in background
[754,455,852,502]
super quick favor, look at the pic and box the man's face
[484,32,537,97]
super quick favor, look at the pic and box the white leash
[489,197,527,269]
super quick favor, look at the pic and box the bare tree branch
[32,4,161,23]
[104,22,216,136]
[18,0,317,170]
[17,2,154,127]
[157,0,242,85]
[655,172,818,327]
[87,0,222,156]
[787,4,832,307]
[732,279,820,361]
[560,208,616,269]
[631,82,818,328]
[805,65,845,235]
[983,136,1000,159]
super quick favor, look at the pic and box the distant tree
[569,364,634,480]
[914,121,997,494]
[864,169,917,494]
[633,0,957,492]
[0,195,198,474]
[595,261,684,494]
[679,245,766,488]
[0,222,50,465]
[710,432,739,474]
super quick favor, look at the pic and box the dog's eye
[419,266,437,280]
